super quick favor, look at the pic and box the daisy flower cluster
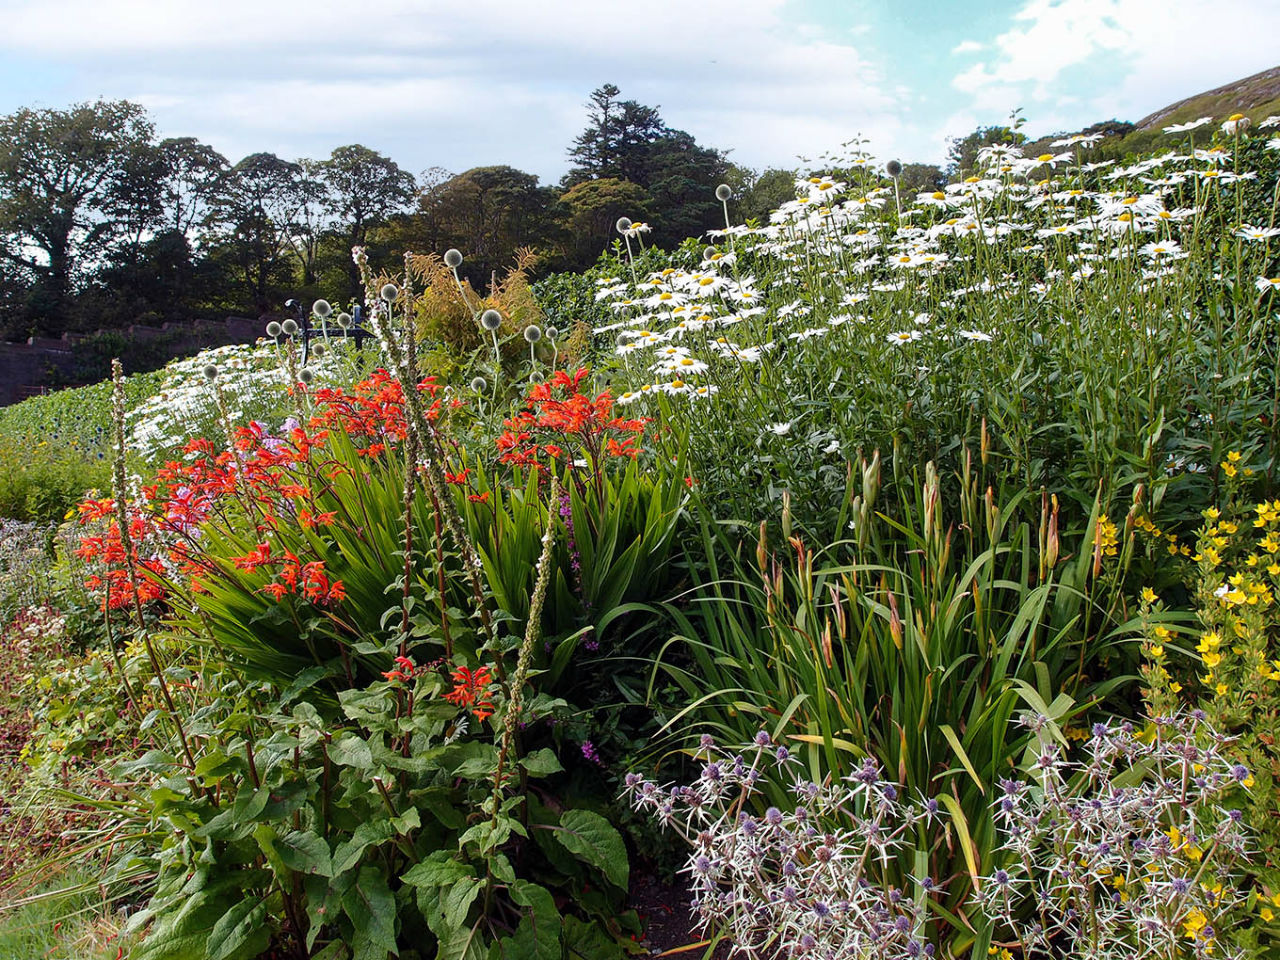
[127,338,370,461]
[590,120,1280,443]
[624,732,940,960]
[980,712,1251,960]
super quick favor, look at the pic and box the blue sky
[0,0,1276,182]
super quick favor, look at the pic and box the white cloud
[953,0,1280,130]
[951,40,984,55]
[0,0,904,179]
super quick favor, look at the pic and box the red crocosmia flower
[495,367,646,470]
[467,492,491,504]
[260,582,290,601]
[443,665,496,722]
[232,542,272,571]
[383,655,418,683]
[443,468,471,486]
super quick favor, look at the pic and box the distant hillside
[1023,64,1280,160]
[1134,65,1280,131]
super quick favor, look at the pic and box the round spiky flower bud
[336,312,352,329]
[544,325,558,339]
[615,217,632,234]
[444,249,463,269]
[298,368,314,384]
[266,321,282,338]
[523,324,542,343]
[469,376,487,393]
[380,283,399,303]
[311,342,326,359]
[281,319,299,336]
[312,299,333,318]
[715,183,733,201]
[480,309,503,331]
[886,159,903,178]
[203,364,219,380]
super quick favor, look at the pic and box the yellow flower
[1222,462,1238,477]
[1263,907,1276,922]
[1141,587,1158,603]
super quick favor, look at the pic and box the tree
[896,163,947,194]
[724,164,799,225]
[565,85,730,246]
[156,137,229,239]
[945,122,1028,177]
[206,152,307,313]
[319,145,416,300]
[556,178,649,268]
[0,99,159,333]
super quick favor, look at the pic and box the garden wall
[0,317,261,406]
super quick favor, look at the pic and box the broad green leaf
[342,865,399,960]
[520,748,564,777]
[548,809,628,890]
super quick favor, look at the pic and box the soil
[628,872,730,958]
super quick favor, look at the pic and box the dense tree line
[0,87,812,341]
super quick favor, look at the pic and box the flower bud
[311,342,326,359]
[298,368,314,383]
[544,325,558,340]
[265,321,282,337]
[336,312,352,329]
[281,319,299,336]
[715,184,732,201]
[380,283,399,303]
[202,364,219,380]
[312,299,332,318]
[886,159,903,178]
[444,249,463,268]
[469,376,487,393]
[480,309,503,331]
[523,324,542,343]
[616,217,632,234]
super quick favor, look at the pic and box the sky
[0,0,1277,183]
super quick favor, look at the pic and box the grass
[0,872,133,960]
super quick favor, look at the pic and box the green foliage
[649,457,1151,947]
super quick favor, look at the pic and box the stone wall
[0,317,261,407]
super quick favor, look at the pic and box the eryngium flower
[281,319,299,336]
[202,364,218,380]
[380,283,399,303]
[312,299,332,318]
[444,249,463,268]
[336,312,352,329]
[265,321,282,338]
[298,368,314,383]
[979,711,1250,959]
[481,309,503,331]
[544,325,558,339]
[523,324,542,343]
[310,343,326,359]
[625,736,937,960]
[886,160,903,178]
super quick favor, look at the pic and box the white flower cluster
[593,119,1279,420]
[126,339,371,461]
